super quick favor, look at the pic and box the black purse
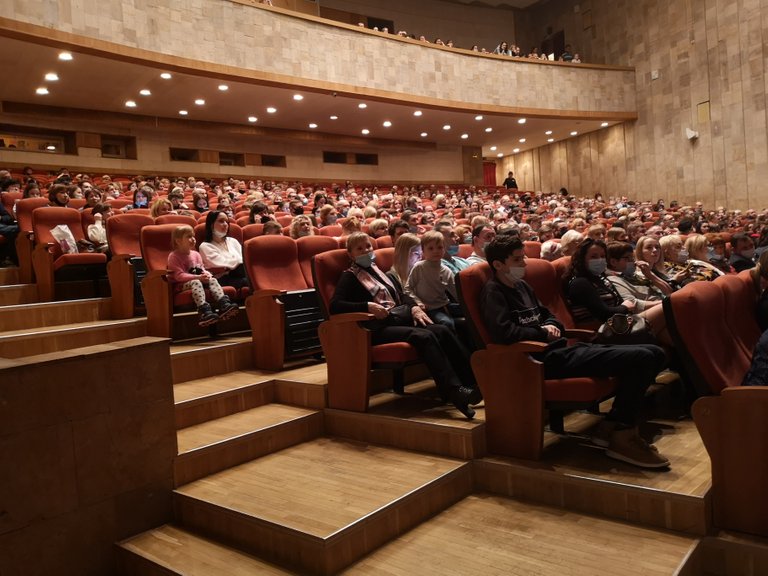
[386,304,413,326]
[596,313,656,345]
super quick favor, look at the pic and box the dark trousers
[372,323,476,395]
[543,343,666,426]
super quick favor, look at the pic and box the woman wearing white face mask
[199,211,249,291]
[567,239,673,345]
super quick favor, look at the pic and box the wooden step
[680,534,768,575]
[475,416,711,535]
[0,297,111,331]
[173,437,472,575]
[325,379,486,460]
[170,336,253,384]
[345,493,697,575]
[0,317,147,358]
[0,266,19,286]
[116,524,296,575]
[175,403,324,486]
[0,283,38,306]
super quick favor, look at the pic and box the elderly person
[540,239,563,261]
[289,215,314,239]
[560,229,584,257]
[329,232,481,418]
[683,234,725,282]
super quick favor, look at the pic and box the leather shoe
[465,386,483,405]
[451,387,476,419]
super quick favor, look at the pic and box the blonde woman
[289,215,314,239]
[387,233,421,294]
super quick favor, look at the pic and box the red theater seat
[106,213,155,318]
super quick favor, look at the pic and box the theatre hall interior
[3,0,768,574]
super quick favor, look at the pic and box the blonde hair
[341,216,363,235]
[368,218,388,237]
[171,225,194,249]
[420,230,444,249]
[684,234,708,261]
[658,234,682,260]
[391,233,421,285]
[345,231,371,254]
[635,236,663,270]
[150,197,173,218]
[289,215,314,239]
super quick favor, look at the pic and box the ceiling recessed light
[58,52,73,61]
[519,138,526,143]
[413,110,423,117]
[513,148,520,153]
[266,107,277,113]
[490,146,497,151]
[309,123,318,129]
[383,120,392,127]
[547,138,554,142]
[248,116,258,123]
[497,153,504,157]
[461,133,469,139]
[485,127,493,133]
[35,87,49,95]
[218,84,229,91]
[475,115,483,121]
[44,72,59,81]
[443,125,451,130]
[125,100,137,107]
[601,122,609,127]
[139,89,151,96]
[358,103,367,109]
[518,118,527,124]
[195,99,205,105]
[293,94,304,101]
[179,110,188,116]
[160,72,172,79]
[330,115,338,120]
[570,131,578,136]
[361,129,370,135]
[545,130,553,135]
[46,145,56,151]
[420,132,428,137]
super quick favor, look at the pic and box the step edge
[174,379,275,408]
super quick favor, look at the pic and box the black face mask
[292,206,304,216]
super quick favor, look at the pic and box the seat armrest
[563,328,595,341]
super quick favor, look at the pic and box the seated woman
[368,218,389,239]
[289,215,314,239]
[150,197,174,219]
[199,211,249,292]
[706,233,735,274]
[565,238,671,346]
[387,233,421,294]
[634,235,678,294]
[48,183,71,207]
[317,205,339,228]
[605,242,663,311]
[329,232,481,418]
[248,200,273,224]
[683,234,725,282]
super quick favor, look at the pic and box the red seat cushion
[371,342,419,364]
[544,377,615,403]
[53,252,107,270]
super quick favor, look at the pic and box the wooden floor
[342,493,697,576]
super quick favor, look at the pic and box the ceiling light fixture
[518,118,527,124]
[570,131,578,136]
[601,122,609,127]
[194,99,205,105]
[248,116,258,122]
[330,115,338,120]
[266,107,277,113]
[139,89,151,96]
[358,103,367,109]
[179,110,188,116]
[44,72,59,81]
[513,148,520,153]
[46,145,56,151]
[35,87,49,95]
[519,138,526,143]
[293,94,304,101]
[461,133,469,139]
[490,146,497,151]
[443,125,451,130]
[420,132,428,137]
[383,120,392,127]
[497,153,504,157]
[413,110,423,117]
[485,127,493,133]
[218,84,229,91]
[309,123,318,128]
[160,72,172,79]
[475,115,483,121]
[125,100,137,107]
[58,52,73,61]
[545,130,553,135]
[361,129,370,135]
[547,138,554,143]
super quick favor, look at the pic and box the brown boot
[605,428,669,469]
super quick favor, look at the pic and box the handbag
[596,313,656,345]
[386,304,413,326]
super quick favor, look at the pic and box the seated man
[729,232,756,273]
[434,221,470,275]
[479,235,670,469]
[466,224,496,266]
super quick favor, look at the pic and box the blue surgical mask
[623,262,636,277]
[588,258,607,275]
[463,234,472,244]
[447,245,459,256]
[354,252,375,267]
[326,215,338,225]
[677,250,689,263]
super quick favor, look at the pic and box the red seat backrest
[140,224,180,272]
[524,258,576,329]
[668,280,751,393]
[458,244,473,259]
[243,235,307,291]
[524,241,542,259]
[311,248,353,318]
[319,224,343,237]
[1,191,22,213]
[16,197,51,232]
[376,235,393,248]
[107,198,133,210]
[297,235,339,287]
[456,262,494,347]
[242,223,264,241]
[373,247,394,273]
[155,214,197,227]
[107,213,155,257]
[32,207,88,246]
[715,273,761,356]
[276,215,293,227]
